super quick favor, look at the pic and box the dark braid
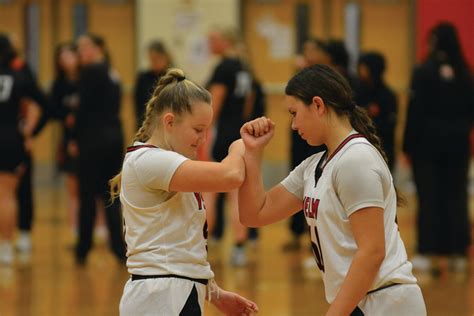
[349,105,389,165]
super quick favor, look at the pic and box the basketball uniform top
[120,142,214,280]
[281,131,417,303]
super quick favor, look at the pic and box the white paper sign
[256,15,293,59]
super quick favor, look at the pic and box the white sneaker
[303,256,317,269]
[230,246,247,267]
[449,256,468,272]
[16,231,32,253]
[0,242,14,265]
[411,255,431,272]
[94,225,108,243]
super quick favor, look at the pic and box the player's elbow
[239,215,261,228]
[358,243,385,269]
[367,245,386,267]
[223,168,245,190]
[239,206,264,228]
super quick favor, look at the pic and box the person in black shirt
[403,22,474,273]
[49,43,80,236]
[356,52,397,170]
[284,38,328,252]
[75,33,126,265]
[0,33,48,265]
[134,40,172,127]
[325,39,359,91]
[13,51,49,255]
[207,28,252,266]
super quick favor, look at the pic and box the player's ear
[312,96,326,115]
[162,112,175,130]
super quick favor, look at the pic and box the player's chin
[306,138,321,146]
[189,147,198,159]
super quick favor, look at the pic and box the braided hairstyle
[109,68,211,201]
[285,64,404,205]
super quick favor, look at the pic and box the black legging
[17,154,34,232]
[76,130,126,261]
[412,153,470,255]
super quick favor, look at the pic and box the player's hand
[68,140,79,157]
[400,152,411,166]
[23,136,33,153]
[240,117,275,151]
[65,114,76,129]
[212,289,259,316]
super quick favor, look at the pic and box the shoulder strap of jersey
[126,144,157,153]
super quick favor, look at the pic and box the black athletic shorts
[0,128,26,173]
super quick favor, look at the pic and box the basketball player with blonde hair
[110,68,258,316]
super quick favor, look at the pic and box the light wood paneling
[87,1,135,90]
[0,1,26,53]
[56,0,75,43]
[358,0,412,154]
[242,0,295,84]
[359,0,411,92]
[87,0,136,143]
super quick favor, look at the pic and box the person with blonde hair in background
[134,40,172,127]
[206,27,253,266]
[74,33,126,265]
[284,38,329,252]
[49,42,80,237]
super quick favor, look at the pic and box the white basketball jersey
[281,132,417,303]
[120,143,213,280]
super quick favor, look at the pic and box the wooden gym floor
[0,177,473,316]
[1,100,473,315]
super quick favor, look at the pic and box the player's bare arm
[170,139,245,193]
[238,117,302,227]
[207,280,259,316]
[326,206,385,316]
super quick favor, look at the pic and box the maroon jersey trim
[126,144,158,153]
[326,133,365,164]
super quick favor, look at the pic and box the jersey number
[0,75,14,102]
[310,225,325,272]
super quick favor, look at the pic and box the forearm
[238,150,266,227]
[327,250,384,316]
[207,278,259,315]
